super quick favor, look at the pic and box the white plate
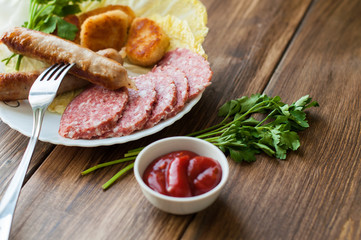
[0,0,207,147]
[0,93,201,147]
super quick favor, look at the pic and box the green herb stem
[33,5,51,29]
[81,156,136,175]
[102,163,134,190]
[124,150,142,158]
[202,136,221,143]
[256,109,277,127]
[194,129,226,139]
[187,123,224,137]
[187,102,264,137]
[127,147,144,153]
[15,55,23,71]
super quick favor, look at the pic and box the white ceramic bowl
[134,136,229,215]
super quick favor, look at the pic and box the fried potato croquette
[65,5,136,45]
[125,18,170,67]
[80,10,129,51]
[78,5,136,26]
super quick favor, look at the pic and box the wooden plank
[203,0,312,95]
[0,122,54,197]
[183,0,361,239]
[10,146,193,239]
[6,0,314,239]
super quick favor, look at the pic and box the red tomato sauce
[143,151,222,197]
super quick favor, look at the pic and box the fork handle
[0,108,45,240]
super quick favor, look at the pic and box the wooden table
[1,0,360,239]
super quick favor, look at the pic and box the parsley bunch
[2,0,99,70]
[190,94,319,162]
[82,94,319,190]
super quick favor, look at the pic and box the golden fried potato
[125,18,170,67]
[78,5,136,26]
[80,10,129,51]
[65,5,136,45]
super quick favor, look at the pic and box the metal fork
[0,63,75,240]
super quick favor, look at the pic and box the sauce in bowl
[143,151,222,197]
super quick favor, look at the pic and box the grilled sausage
[0,71,89,101]
[1,27,135,90]
[0,48,124,101]
[0,71,38,101]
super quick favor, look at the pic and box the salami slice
[158,48,212,100]
[144,71,177,129]
[59,85,128,139]
[102,75,156,137]
[152,65,189,118]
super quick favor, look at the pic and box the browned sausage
[0,71,38,101]
[0,27,135,90]
[0,48,124,101]
[96,48,124,65]
[0,71,89,101]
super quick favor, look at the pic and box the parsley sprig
[82,94,319,190]
[190,94,319,161]
[2,0,99,70]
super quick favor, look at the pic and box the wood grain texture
[0,121,54,197]
[1,0,360,239]
[183,0,361,239]
[10,146,193,240]
[6,0,314,239]
[264,0,361,238]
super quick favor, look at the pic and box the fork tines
[39,63,75,82]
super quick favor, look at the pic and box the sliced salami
[59,85,128,139]
[144,71,177,129]
[158,48,212,100]
[152,65,189,118]
[102,75,156,137]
